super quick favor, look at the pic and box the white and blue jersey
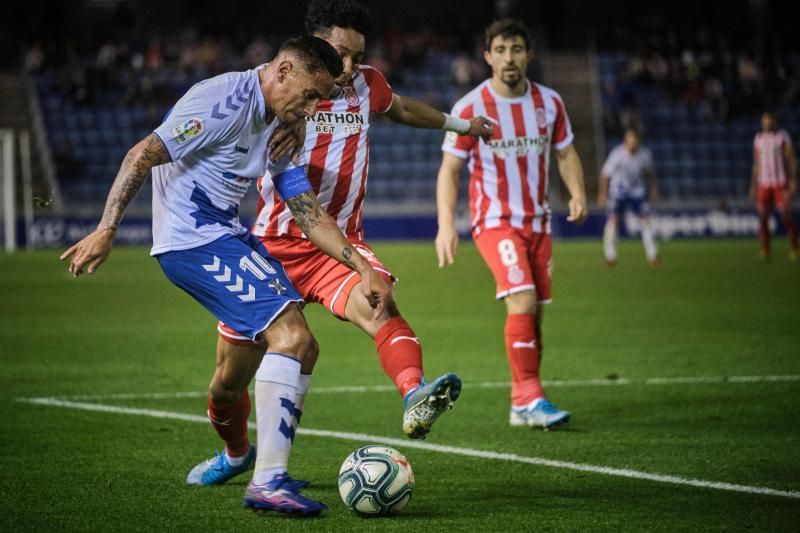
[150,65,314,340]
[601,145,654,200]
[151,64,297,255]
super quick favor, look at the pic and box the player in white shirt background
[598,128,660,266]
[60,36,390,516]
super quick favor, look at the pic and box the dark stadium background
[1,0,797,245]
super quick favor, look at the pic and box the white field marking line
[15,397,800,501]
[36,374,800,402]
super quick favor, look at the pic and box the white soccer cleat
[509,398,571,430]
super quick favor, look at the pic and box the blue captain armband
[273,166,313,201]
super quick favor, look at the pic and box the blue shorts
[157,233,303,341]
[608,195,650,217]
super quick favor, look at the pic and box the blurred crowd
[601,26,800,133]
[23,27,492,115]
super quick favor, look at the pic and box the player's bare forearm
[60,134,170,277]
[556,145,586,200]
[286,191,369,274]
[435,154,465,267]
[100,134,170,232]
[384,95,445,128]
[556,145,588,223]
[385,95,493,139]
[646,170,659,200]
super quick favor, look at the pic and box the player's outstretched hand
[59,228,116,277]
[435,225,459,268]
[468,116,495,142]
[567,196,588,225]
[360,267,393,320]
[269,120,307,163]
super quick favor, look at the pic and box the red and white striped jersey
[754,129,792,187]
[442,79,573,235]
[253,65,393,240]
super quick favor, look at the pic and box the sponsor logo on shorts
[171,117,204,144]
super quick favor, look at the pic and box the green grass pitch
[1,238,799,531]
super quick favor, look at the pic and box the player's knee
[270,323,317,363]
[505,290,537,314]
[208,381,245,405]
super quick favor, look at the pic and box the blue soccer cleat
[509,398,571,430]
[402,372,462,439]
[186,445,256,485]
[244,474,327,516]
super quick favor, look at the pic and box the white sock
[641,223,658,261]
[252,352,302,486]
[226,451,247,467]
[603,219,618,262]
[292,373,312,435]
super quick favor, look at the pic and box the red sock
[759,217,771,255]
[786,218,798,251]
[375,316,424,398]
[505,313,545,407]
[207,391,250,457]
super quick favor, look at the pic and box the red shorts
[757,186,788,212]
[218,236,395,346]
[474,227,552,303]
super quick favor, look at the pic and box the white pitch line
[16,397,800,501]
[41,374,800,402]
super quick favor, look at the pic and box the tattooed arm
[60,134,170,276]
[286,190,392,315]
[286,191,368,272]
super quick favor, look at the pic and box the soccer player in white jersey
[750,111,798,260]
[61,36,391,516]
[208,0,493,460]
[436,19,587,430]
[598,128,660,266]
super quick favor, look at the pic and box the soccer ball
[337,445,415,516]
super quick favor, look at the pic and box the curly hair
[305,0,372,37]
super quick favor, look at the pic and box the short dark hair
[305,0,372,37]
[485,19,533,51]
[278,35,343,78]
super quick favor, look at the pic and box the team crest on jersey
[536,108,548,129]
[342,85,360,106]
[171,117,204,144]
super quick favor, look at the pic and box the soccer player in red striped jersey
[207,0,494,468]
[750,111,798,260]
[436,19,587,430]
